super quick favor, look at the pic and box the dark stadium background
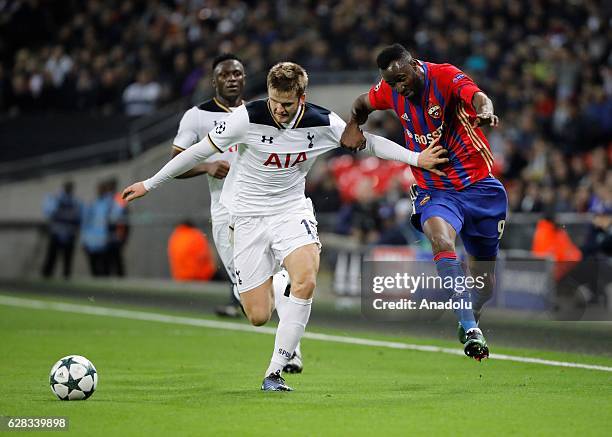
[0,2,611,435]
[0,0,610,349]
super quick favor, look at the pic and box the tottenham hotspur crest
[307,132,314,148]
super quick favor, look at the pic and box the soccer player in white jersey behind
[123,62,448,391]
[171,53,244,318]
[169,54,303,374]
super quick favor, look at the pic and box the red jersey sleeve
[437,64,481,109]
[368,78,394,110]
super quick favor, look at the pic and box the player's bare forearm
[341,94,373,150]
[472,92,492,115]
[472,92,499,127]
[350,93,374,125]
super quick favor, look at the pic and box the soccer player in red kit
[341,44,508,361]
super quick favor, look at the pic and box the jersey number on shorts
[497,219,506,240]
[301,219,318,240]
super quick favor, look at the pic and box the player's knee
[245,307,271,326]
[291,277,316,299]
[429,234,455,254]
[247,313,270,327]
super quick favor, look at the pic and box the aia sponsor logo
[263,152,307,168]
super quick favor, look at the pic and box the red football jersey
[369,61,494,190]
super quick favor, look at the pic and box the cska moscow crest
[427,104,441,119]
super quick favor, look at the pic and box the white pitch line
[1,294,611,373]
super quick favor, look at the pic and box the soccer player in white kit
[171,53,244,318]
[123,62,448,391]
[171,54,302,373]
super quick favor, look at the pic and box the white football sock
[265,294,312,377]
[272,270,301,358]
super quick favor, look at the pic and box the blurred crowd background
[1,0,610,246]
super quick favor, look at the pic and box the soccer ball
[49,355,98,400]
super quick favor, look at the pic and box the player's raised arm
[341,73,396,151]
[438,64,499,129]
[122,105,249,202]
[350,92,375,126]
[472,92,499,128]
[340,93,374,150]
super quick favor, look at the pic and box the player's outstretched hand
[122,182,148,202]
[208,160,230,179]
[340,120,366,151]
[418,137,448,177]
[473,112,499,128]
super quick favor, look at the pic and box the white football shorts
[232,199,320,293]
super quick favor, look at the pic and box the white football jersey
[207,100,346,216]
[173,97,239,217]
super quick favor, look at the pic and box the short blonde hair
[266,62,308,96]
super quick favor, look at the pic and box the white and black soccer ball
[49,355,98,400]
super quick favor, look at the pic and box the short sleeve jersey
[173,98,240,217]
[369,61,493,191]
[206,100,346,216]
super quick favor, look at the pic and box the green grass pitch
[1,294,611,436]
